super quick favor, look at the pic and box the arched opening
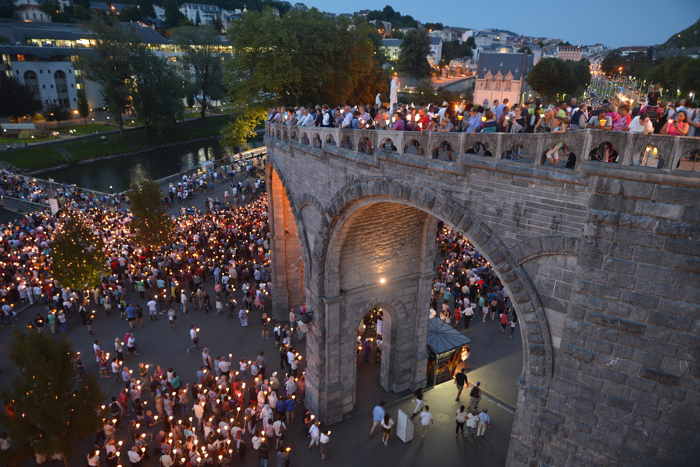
[53,70,69,108]
[358,136,374,155]
[23,70,39,100]
[325,134,336,147]
[340,135,353,150]
[404,139,424,156]
[677,149,700,171]
[542,142,576,169]
[640,144,663,168]
[301,134,310,146]
[314,197,527,456]
[432,141,454,161]
[465,142,492,157]
[355,306,393,406]
[379,138,397,153]
[268,167,306,318]
[312,134,322,149]
[589,141,619,163]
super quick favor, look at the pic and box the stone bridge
[265,122,700,467]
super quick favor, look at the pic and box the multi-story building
[473,52,533,107]
[428,36,443,65]
[14,0,52,23]
[379,38,402,62]
[0,21,232,112]
[557,45,583,61]
[369,20,392,38]
[178,3,242,30]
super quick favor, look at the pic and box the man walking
[477,408,490,438]
[369,401,385,437]
[469,382,482,411]
[188,325,200,353]
[454,368,468,401]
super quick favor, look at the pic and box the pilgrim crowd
[268,89,700,137]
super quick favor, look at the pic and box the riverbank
[0,116,232,171]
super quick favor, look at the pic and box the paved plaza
[0,169,523,467]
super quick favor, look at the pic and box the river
[36,138,260,193]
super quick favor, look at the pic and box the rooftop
[476,52,533,80]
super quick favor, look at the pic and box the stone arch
[639,144,663,168]
[503,143,525,161]
[267,165,314,317]
[357,136,374,155]
[340,135,353,150]
[324,134,336,147]
[677,149,700,171]
[403,138,424,156]
[465,141,492,157]
[290,129,298,142]
[300,133,310,146]
[312,134,322,149]
[305,177,554,452]
[542,142,577,169]
[589,141,620,163]
[431,140,454,161]
[378,138,397,153]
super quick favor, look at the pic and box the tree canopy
[398,29,432,78]
[50,212,106,291]
[171,26,226,119]
[441,40,472,65]
[527,58,591,102]
[366,5,418,29]
[226,8,387,108]
[0,74,41,119]
[128,178,174,250]
[0,331,102,464]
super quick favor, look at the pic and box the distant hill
[660,18,700,49]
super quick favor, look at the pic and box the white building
[461,30,474,43]
[428,36,443,65]
[14,0,52,23]
[178,3,241,29]
[379,38,402,62]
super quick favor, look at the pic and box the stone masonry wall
[265,128,700,467]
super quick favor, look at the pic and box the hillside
[660,17,700,48]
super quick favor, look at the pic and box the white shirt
[160,454,174,467]
[147,300,157,312]
[127,449,142,463]
[309,424,320,439]
[419,411,433,426]
[629,116,653,135]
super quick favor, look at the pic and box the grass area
[0,116,231,171]
[0,123,114,144]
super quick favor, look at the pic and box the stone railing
[265,123,700,173]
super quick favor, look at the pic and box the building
[460,29,474,43]
[379,38,402,62]
[557,45,583,61]
[0,21,232,112]
[618,46,650,57]
[428,36,442,65]
[1,46,84,110]
[14,0,52,23]
[473,52,533,107]
[178,3,242,29]
[369,20,392,38]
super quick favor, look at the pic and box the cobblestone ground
[0,165,522,467]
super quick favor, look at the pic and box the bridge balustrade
[266,122,700,174]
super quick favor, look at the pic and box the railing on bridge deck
[265,123,700,174]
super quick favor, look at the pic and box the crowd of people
[267,88,700,137]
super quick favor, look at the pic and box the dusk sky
[301,1,700,48]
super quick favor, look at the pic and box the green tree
[171,26,226,119]
[465,36,476,49]
[165,0,186,27]
[128,178,174,250]
[50,212,106,290]
[222,106,266,149]
[0,74,41,119]
[398,29,432,78]
[441,40,472,65]
[83,20,135,132]
[0,331,102,466]
[225,8,387,108]
[527,58,589,102]
[129,48,185,132]
[76,88,90,122]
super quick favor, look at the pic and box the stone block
[635,200,684,220]
[606,394,634,412]
[602,257,637,275]
[587,311,647,335]
[639,368,681,386]
[665,238,700,257]
[563,344,595,363]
